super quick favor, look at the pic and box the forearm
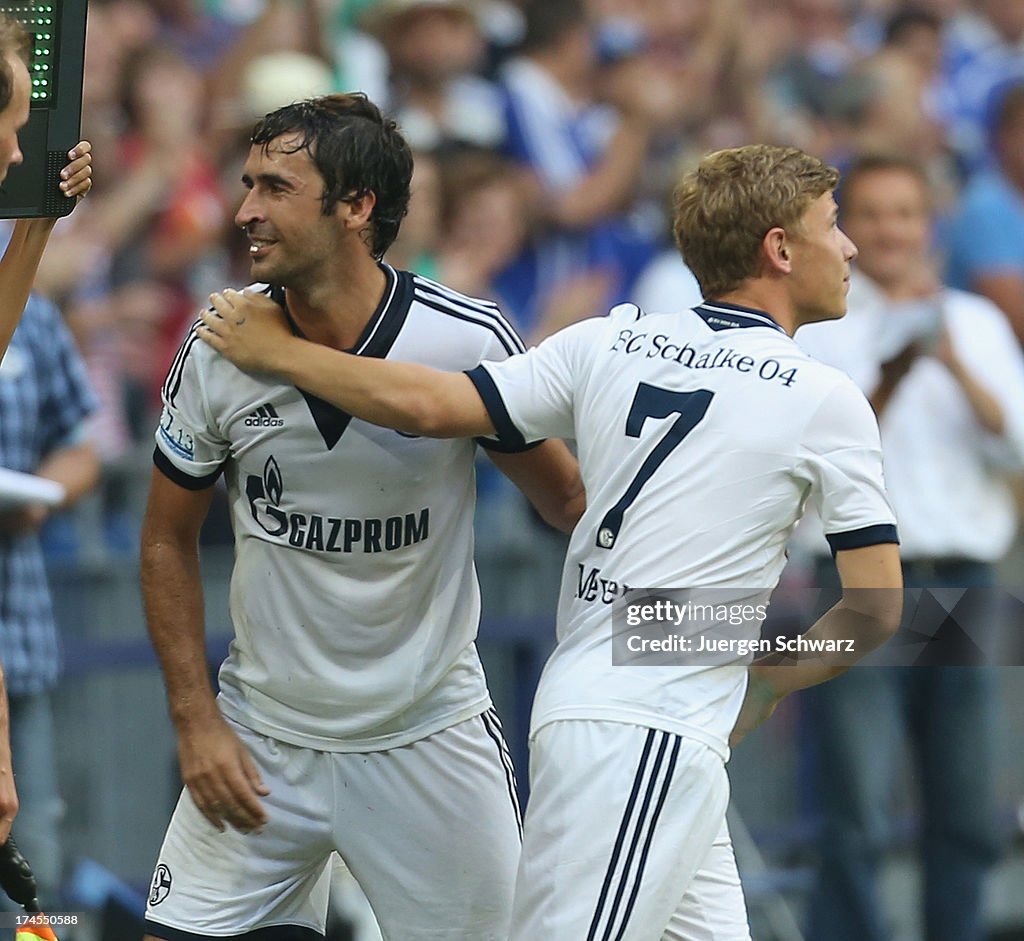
[268,335,494,438]
[551,118,652,229]
[490,440,585,534]
[868,377,900,417]
[0,666,12,782]
[141,538,220,731]
[0,665,15,842]
[35,442,100,509]
[0,218,58,353]
[946,361,1005,435]
[754,593,901,697]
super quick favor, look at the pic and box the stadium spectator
[0,11,92,868]
[435,148,532,306]
[631,247,703,315]
[947,79,1024,344]
[495,0,683,334]
[366,0,505,152]
[798,152,1024,941]
[0,289,99,905]
[943,0,1024,170]
[384,148,442,278]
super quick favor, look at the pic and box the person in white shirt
[196,143,904,941]
[797,153,1024,941]
[140,93,584,941]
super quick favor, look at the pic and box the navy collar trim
[694,301,786,334]
[263,265,413,450]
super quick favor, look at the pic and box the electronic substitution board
[0,0,86,218]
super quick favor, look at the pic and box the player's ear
[763,227,792,275]
[339,190,378,230]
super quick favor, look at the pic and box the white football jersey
[468,301,898,756]
[154,266,530,751]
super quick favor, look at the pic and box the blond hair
[672,145,839,299]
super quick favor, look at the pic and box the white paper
[0,467,66,510]
[875,296,944,362]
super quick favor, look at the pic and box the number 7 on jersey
[596,385,715,549]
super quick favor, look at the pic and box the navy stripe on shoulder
[162,321,203,407]
[417,295,519,356]
[465,366,527,450]
[143,918,324,940]
[826,524,900,555]
[153,447,222,491]
[412,278,527,354]
[412,273,502,314]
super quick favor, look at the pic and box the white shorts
[511,720,751,941]
[144,709,521,940]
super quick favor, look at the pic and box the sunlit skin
[720,190,858,335]
[233,133,387,351]
[785,191,858,327]
[235,135,349,290]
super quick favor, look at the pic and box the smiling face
[840,166,930,293]
[0,52,29,183]
[235,134,349,287]
[785,190,858,326]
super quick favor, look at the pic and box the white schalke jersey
[468,301,897,756]
[155,266,529,751]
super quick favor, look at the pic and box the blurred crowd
[23,0,1024,559]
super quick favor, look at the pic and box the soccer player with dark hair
[199,143,904,940]
[141,92,582,941]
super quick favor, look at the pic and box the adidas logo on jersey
[245,404,284,427]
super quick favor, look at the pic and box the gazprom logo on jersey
[245,403,284,427]
[245,455,430,553]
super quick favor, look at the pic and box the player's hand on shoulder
[176,713,270,834]
[59,140,92,201]
[199,289,293,374]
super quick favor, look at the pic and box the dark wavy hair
[0,14,30,113]
[250,93,413,260]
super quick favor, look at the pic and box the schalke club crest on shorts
[149,863,172,906]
